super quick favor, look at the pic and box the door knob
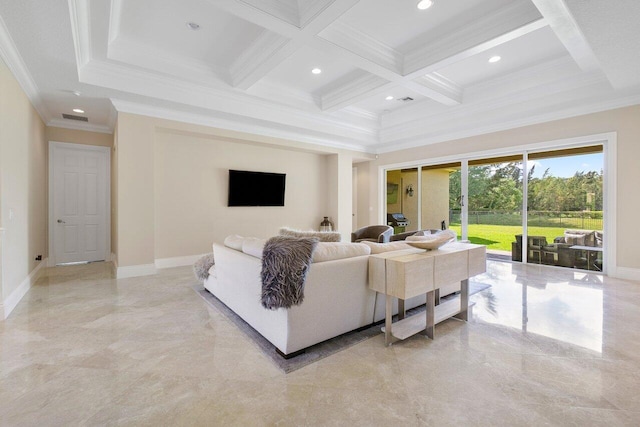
[57,219,66,224]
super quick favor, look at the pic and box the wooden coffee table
[369,242,486,345]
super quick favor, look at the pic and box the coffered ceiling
[1,0,639,153]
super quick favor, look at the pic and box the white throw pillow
[242,237,266,258]
[223,234,244,251]
[312,242,371,263]
[360,241,413,254]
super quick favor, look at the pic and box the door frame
[48,141,111,267]
[378,132,617,275]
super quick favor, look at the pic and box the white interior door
[51,143,109,265]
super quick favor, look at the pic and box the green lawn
[449,224,568,252]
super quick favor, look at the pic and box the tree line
[449,162,603,212]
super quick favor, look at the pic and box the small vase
[320,216,332,232]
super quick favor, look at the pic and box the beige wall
[362,105,640,273]
[114,113,349,268]
[421,169,450,230]
[46,126,113,148]
[0,57,47,311]
[153,128,328,259]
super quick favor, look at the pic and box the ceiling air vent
[399,97,414,102]
[62,113,88,122]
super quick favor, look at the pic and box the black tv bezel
[227,169,286,207]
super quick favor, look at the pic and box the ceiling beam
[223,0,361,90]
[530,0,602,73]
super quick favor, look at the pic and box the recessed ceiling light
[489,55,501,63]
[417,0,434,10]
[72,108,85,113]
[385,96,394,100]
[72,91,81,96]
[311,68,322,74]
[186,22,200,30]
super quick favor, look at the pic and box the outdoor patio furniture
[511,235,549,264]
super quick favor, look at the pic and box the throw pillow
[312,242,371,262]
[279,227,341,242]
[564,232,586,246]
[193,253,215,282]
[224,234,244,251]
[360,241,414,254]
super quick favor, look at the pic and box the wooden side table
[369,242,486,345]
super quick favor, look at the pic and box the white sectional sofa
[204,237,461,356]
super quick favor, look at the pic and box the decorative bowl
[404,230,456,251]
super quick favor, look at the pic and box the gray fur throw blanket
[193,253,215,283]
[261,236,318,310]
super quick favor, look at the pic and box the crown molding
[381,70,609,144]
[404,3,545,77]
[0,14,51,123]
[299,0,335,28]
[415,73,463,104]
[321,73,390,112]
[318,20,403,75]
[375,88,640,154]
[68,0,91,70]
[247,78,320,110]
[107,0,123,44]
[229,30,294,90]
[110,98,371,152]
[383,55,578,128]
[46,118,113,134]
[81,59,376,143]
[239,0,300,27]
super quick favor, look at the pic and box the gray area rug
[195,280,491,374]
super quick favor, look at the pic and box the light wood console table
[369,242,486,345]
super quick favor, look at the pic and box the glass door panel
[527,146,604,270]
[386,168,419,234]
[420,163,462,238]
[467,155,524,261]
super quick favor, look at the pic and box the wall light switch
[9,208,14,220]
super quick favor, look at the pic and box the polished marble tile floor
[1,261,640,426]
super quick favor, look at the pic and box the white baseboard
[611,266,640,282]
[116,263,156,279]
[2,258,47,319]
[155,254,206,269]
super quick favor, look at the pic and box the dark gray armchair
[351,225,393,243]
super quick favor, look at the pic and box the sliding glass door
[467,156,524,261]
[383,143,605,272]
[526,146,604,270]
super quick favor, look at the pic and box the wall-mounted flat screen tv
[228,169,286,207]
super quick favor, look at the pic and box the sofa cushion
[242,237,266,258]
[360,240,413,254]
[312,242,370,263]
[224,234,244,251]
[279,227,341,242]
[564,232,586,246]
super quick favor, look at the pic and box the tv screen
[228,170,286,207]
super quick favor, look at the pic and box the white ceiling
[0,0,639,153]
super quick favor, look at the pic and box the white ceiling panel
[261,46,360,95]
[334,0,514,51]
[117,0,263,68]
[437,26,569,88]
